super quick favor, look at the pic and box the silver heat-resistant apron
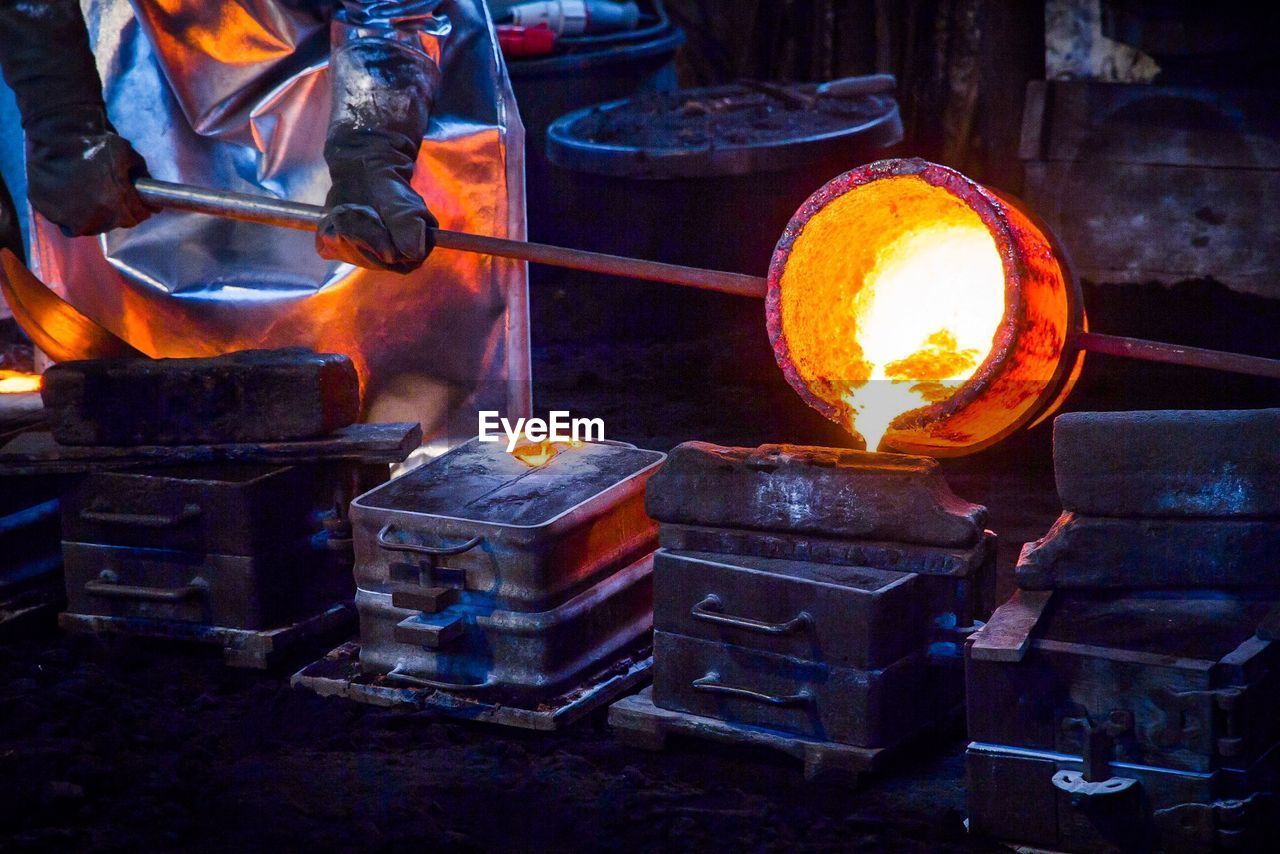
[25,0,530,447]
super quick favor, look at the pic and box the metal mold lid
[546,85,902,180]
[352,438,665,529]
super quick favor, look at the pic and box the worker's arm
[0,0,151,237]
[315,0,449,273]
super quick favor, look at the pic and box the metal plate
[654,549,923,670]
[357,552,654,700]
[652,630,927,748]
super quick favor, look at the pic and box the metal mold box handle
[376,523,484,556]
[691,594,812,636]
[692,672,813,707]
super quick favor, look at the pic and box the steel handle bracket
[85,572,208,603]
[691,672,813,707]
[690,594,812,636]
[81,503,202,529]
[376,523,484,557]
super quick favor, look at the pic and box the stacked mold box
[310,437,666,726]
[967,410,1280,852]
[610,442,997,781]
[20,349,406,667]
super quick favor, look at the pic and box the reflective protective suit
[16,0,530,445]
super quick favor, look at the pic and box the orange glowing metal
[0,370,42,394]
[768,159,1081,457]
[509,437,585,467]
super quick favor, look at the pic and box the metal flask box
[350,438,665,697]
[966,590,1280,851]
[60,463,358,630]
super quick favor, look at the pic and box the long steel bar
[1071,330,1280,380]
[137,179,1280,381]
[136,179,769,298]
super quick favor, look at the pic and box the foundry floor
[2,276,1278,851]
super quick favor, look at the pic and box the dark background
[3,1,1280,851]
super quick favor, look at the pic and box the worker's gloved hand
[316,128,437,274]
[24,107,153,237]
[316,35,440,274]
[0,0,153,237]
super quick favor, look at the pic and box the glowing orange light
[769,160,1079,458]
[776,176,1006,451]
[0,370,41,394]
[508,437,585,467]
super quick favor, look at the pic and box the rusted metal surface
[653,549,923,670]
[1072,331,1280,381]
[62,540,353,632]
[966,591,1280,775]
[968,589,1053,663]
[1053,409,1280,518]
[646,442,987,548]
[658,525,996,642]
[658,522,993,577]
[1017,512,1280,590]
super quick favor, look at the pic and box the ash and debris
[2,275,1278,850]
[565,85,895,150]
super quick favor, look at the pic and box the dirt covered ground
[2,276,1278,852]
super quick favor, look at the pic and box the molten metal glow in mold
[768,159,1079,457]
[777,175,1006,450]
[0,370,41,394]
[509,437,585,467]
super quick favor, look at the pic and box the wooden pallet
[292,641,653,731]
[608,685,927,784]
[58,602,355,669]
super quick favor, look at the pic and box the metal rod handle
[691,673,813,707]
[135,179,768,298]
[1071,330,1280,381]
[135,180,1280,379]
[376,523,483,557]
[85,577,207,603]
[690,594,812,636]
[80,503,202,529]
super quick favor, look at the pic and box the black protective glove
[0,1,152,237]
[316,38,440,274]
